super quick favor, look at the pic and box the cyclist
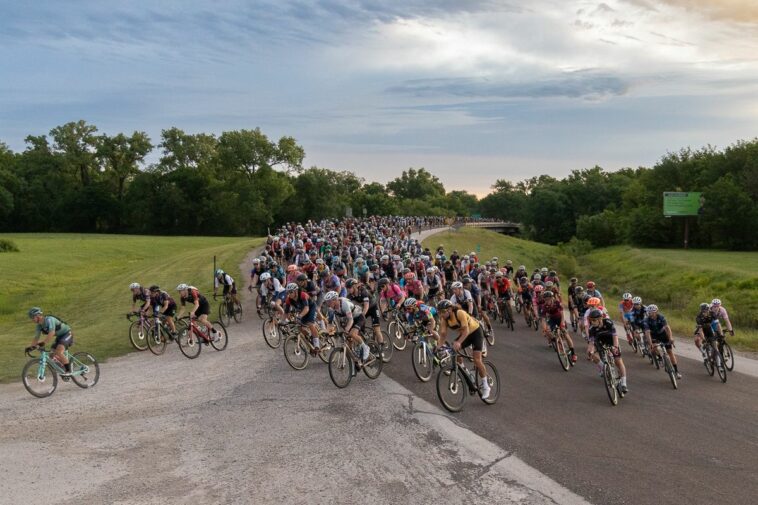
[709,299,734,337]
[323,291,370,364]
[518,277,535,325]
[284,282,321,353]
[259,272,286,319]
[378,277,406,315]
[176,284,220,341]
[541,291,577,362]
[437,299,491,400]
[694,302,722,363]
[585,281,604,307]
[129,282,152,315]
[403,297,440,347]
[26,307,73,376]
[403,271,426,300]
[583,297,607,330]
[629,296,646,349]
[149,285,178,336]
[643,304,682,379]
[450,281,475,316]
[425,266,443,303]
[492,272,514,324]
[618,292,635,345]
[346,278,384,350]
[587,308,628,394]
[214,269,239,305]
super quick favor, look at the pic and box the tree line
[0,120,755,250]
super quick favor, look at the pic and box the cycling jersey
[444,309,480,333]
[493,279,511,298]
[406,303,435,326]
[451,290,474,314]
[35,315,71,339]
[260,278,285,299]
[543,301,563,320]
[696,312,718,339]
[381,283,405,306]
[151,291,177,316]
[643,314,669,337]
[132,288,150,305]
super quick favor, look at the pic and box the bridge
[458,221,521,235]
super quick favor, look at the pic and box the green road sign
[663,192,702,216]
[476,244,481,253]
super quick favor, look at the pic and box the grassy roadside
[0,234,263,382]
[425,228,758,352]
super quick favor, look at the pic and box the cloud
[658,0,758,23]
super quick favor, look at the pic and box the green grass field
[426,228,758,351]
[0,234,263,382]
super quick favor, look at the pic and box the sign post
[663,192,703,249]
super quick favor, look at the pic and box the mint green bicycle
[22,345,100,398]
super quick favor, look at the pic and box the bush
[576,210,623,247]
[0,239,18,252]
[556,237,593,257]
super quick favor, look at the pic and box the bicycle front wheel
[22,359,58,398]
[663,354,677,389]
[378,329,393,363]
[363,343,384,379]
[436,366,466,413]
[479,361,501,405]
[721,342,734,371]
[177,327,202,359]
[318,334,335,364]
[555,336,570,371]
[411,341,433,382]
[147,327,167,356]
[388,321,406,351]
[219,302,231,326]
[328,347,353,388]
[283,335,309,370]
[483,320,495,346]
[128,320,149,351]
[210,321,228,351]
[71,352,100,389]
[262,318,281,349]
[603,363,619,406]
[233,301,243,323]
[704,349,715,376]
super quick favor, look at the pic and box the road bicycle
[497,297,515,332]
[262,303,285,349]
[327,331,383,388]
[410,328,450,382]
[282,320,336,370]
[126,311,153,351]
[215,293,242,326]
[549,326,574,372]
[651,341,678,390]
[435,349,500,413]
[702,338,727,383]
[716,333,735,372]
[515,296,523,314]
[22,345,99,398]
[386,309,413,351]
[363,325,393,363]
[176,316,228,359]
[598,342,625,406]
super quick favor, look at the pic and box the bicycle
[282,320,336,370]
[702,338,727,383]
[497,297,515,332]
[549,326,574,372]
[651,341,678,389]
[364,325,393,363]
[717,333,735,372]
[327,331,383,388]
[176,316,228,359]
[387,309,413,351]
[262,302,285,349]
[410,328,449,382]
[515,295,523,314]
[22,345,100,398]
[126,311,153,351]
[215,293,242,326]
[146,315,176,356]
[435,349,500,413]
[598,342,625,406]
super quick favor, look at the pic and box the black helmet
[543,291,554,298]
[589,309,603,319]
[296,273,308,282]
[149,284,160,292]
[462,276,472,284]
[378,278,390,288]
[437,300,453,310]
[345,278,359,288]
[699,302,709,311]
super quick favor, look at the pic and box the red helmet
[587,297,601,307]
[534,285,545,293]
[586,281,596,289]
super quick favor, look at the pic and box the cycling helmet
[437,299,453,311]
[586,281,596,289]
[519,276,527,284]
[711,298,722,306]
[355,257,364,263]
[506,260,513,266]
[491,257,498,262]
[404,271,414,280]
[541,267,548,274]
[403,297,418,308]
[544,281,553,288]
[176,283,189,291]
[533,274,542,281]
[570,277,578,284]
[426,267,435,274]
[285,282,298,292]
[534,285,545,293]
[518,265,526,271]
[28,307,42,319]
[622,292,632,300]
[287,264,297,272]
[462,277,472,285]
[345,278,359,288]
[549,270,556,277]
[252,258,261,264]
[129,282,141,290]
[451,281,463,290]
[324,291,339,302]
[632,296,642,304]
[215,269,224,277]
[378,278,390,288]
[259,272,271,281]
[149,284,160,292]
[296,273,308,282]
[543,291,554,298]
[575,286,584,293]
[646,304,659,315]
[588,309,603,320]
[381,255,389,261]
[463,255,470,260]
[587,297,601,307]
[495,271,504,278]
[699,302,709,311]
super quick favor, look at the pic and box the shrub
[0,239,18,252]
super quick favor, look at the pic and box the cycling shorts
[196,299,211,317]
[162,304,177,318]
[650,330,672,349]
[53,331,74,349]
[596,337,621,358]
[365,305,380,326]
[460,327,485,352]
[301,306,318,324]
[223,284,237,296]
[547,317,562,331]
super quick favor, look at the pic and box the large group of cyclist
[23,215,738,406]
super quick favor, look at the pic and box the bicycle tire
[210,321,228,351]
[663,354,677,389]
[603,363,619,406]
[328,346,353,388]
[484,320,495,346]
[411,341,434,382]
[704,346,715,376]
[555,336,570,371]
[233,301,243,323]
[147,326,167,356]
[128,320,149,351]
[262,318,281,349]
[714,348,727,383]
[318,334,335,364]
[22,359,58,398]
[363,343,384,379]
[70,352,100,388]
[378,329,393,363]
[283,335,309,370]
[218,302,231,326]
[177,327,202,359]
[436,366,466,413]
[721,342,734,371]
[388,321,407,351]
[479,361,500,405]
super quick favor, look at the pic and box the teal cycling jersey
[35,316,70,339]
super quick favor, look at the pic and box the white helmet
[260,272,271,281]
[176,283,189,291]
[129,282,141,290]
[286,282,298,292]
[404,297,418,308]
[646,304,659,315]
[451,281,463,289]
[711,298,722,306]
[622,292,632,300]
[426,267,435,274]
[324,291,339,302]
[632,296,642,304]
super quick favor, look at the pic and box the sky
[1,0,757,196]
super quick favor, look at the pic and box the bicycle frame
[34,349,88,378]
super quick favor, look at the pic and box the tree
[387,168,445,200]
[49,120,99,187]
[216,129,304,180]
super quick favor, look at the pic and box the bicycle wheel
[147,326,167,356]
[233,301,243,323]
[318,334,335,364]
[663,354,677,389]
[177,327,202,359]
[22,359,58,398]
[653,348,661,369]
[376,329,393,363]
[411,341,434,382]
[70,352,100,388]
[436,366,466,413]
[388,321,406,351]
[328,347,353,388]
[516,299,522,314]
[721,342,734,371]
[555,336,570,371]
[363,343,383,379]
[479,361,500,405]
[603,363,619,406]
[483,320,495,346]
[262,318,281,349]
[283,335,309,370]
[128,320,149,351]
[219,302,231,326]
[210,321,228,351]
[704,347,715,376]
[714,349,727,383]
